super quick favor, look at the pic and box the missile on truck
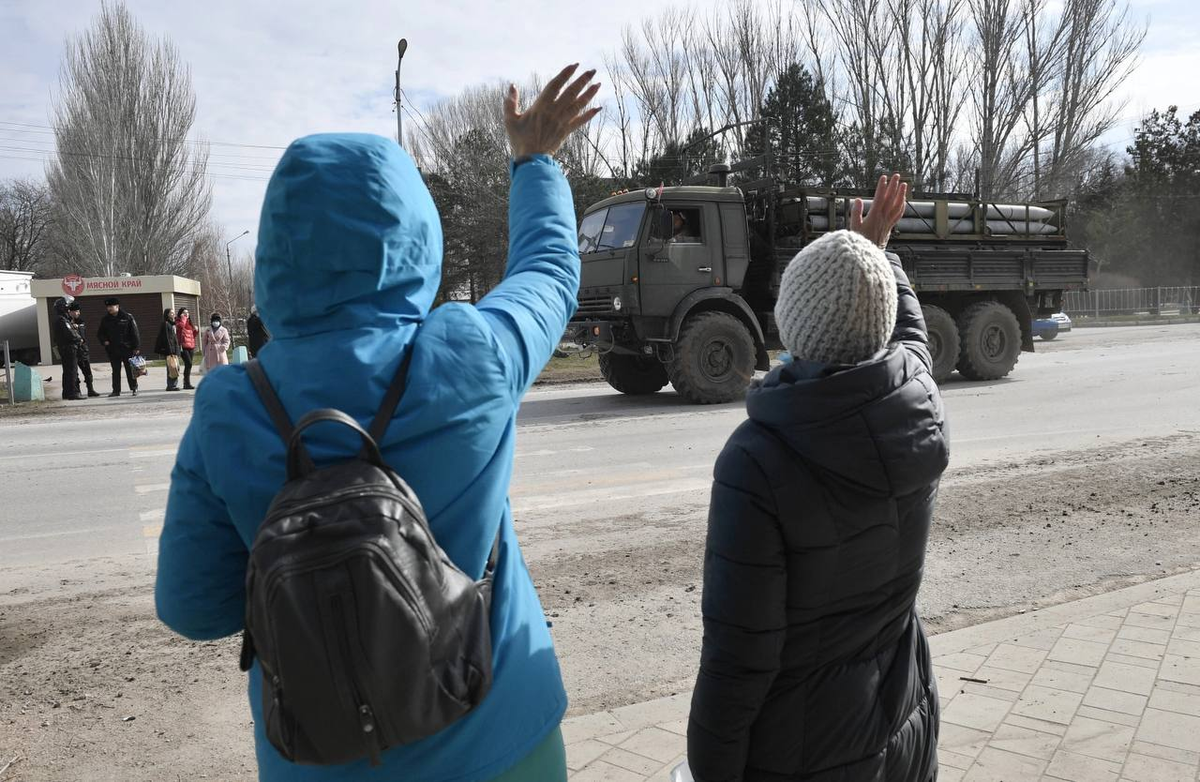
[565,157,1091,404]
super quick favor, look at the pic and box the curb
[1073,316,1200,328]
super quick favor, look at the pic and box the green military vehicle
[567,160,1090,404]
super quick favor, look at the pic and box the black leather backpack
[240,349,499,766]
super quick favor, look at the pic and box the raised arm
[850,174,930,367]
[475,64,601,398]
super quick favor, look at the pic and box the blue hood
[254,133,442,339]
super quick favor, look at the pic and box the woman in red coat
[175,308,199,389]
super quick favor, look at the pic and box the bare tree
[967,0,1039,197]
[0,178,53,274]
[1038,0,1144,198]
[47,1,212,278]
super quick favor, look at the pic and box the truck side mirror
[648,205,673,247]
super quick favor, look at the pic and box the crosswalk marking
[134,483,170,495]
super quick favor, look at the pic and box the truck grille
[576,295,614,316]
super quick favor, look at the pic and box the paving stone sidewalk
[562,570,1200,781]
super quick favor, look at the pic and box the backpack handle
[287,409,387,480]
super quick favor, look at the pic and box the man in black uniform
[97,296,141,397]
[52,297,84,400]
[67,300,100,397]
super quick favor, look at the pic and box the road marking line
[134,483,170,495]
[514,446,595,459]
[139,509,164,522]
[511,463,710,498]
[130,447,178,459]
[513,478,711,513]
[1,526,116,542]
[0,447,127,462]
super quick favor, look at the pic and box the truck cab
[571,186,772,403]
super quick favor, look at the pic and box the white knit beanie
[774,230,898,365]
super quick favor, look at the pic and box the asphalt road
[2,323,1197,571]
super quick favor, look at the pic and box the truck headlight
[612,296,623,312]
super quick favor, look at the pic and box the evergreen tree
[745,64,844,186]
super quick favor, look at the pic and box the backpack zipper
[261,485,424,532]
[259,540,432,635]
[331,594,383,766]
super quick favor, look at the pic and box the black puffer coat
[155,310,180,357]
[97,309,141,359]
[688,256,949,782]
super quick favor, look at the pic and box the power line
[0,153,270,182]
[0,119,289,151]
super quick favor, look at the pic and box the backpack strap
[367,340,417,443]
[246,359,316,474]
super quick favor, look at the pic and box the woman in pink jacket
[202,312,231,371]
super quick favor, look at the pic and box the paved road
[3,324,1197,571]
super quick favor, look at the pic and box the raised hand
[504,64,602,159]
[851,174,908,250]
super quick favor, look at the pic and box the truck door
[639,203,718,317]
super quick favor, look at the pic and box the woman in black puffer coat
[155,308,182,392]
[688,177,949,782]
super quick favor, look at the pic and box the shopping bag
[129,355,149,377]
[165,354,180,380]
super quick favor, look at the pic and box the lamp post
[225,230,250,316]
[395,38,408,148]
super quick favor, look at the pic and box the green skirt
[489,726,567,782]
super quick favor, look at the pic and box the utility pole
[225,230,250,316]
[395,38,408,148]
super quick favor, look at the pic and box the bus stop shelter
[30,274,202,364]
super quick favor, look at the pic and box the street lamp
[395,38,408,148]
[225,230,250,316]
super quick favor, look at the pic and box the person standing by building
[97,297,141,397]
[246,306,270,358]
[176,307,199,389]
[686,176,949,782]
[156,308,183,392]
[67,300,100,397]
[202,312,231,371]
[52,297,84,401]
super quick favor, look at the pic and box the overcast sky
[2,0,1198,263]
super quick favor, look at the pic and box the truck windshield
[578,203,645,254]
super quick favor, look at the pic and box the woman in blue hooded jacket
[155,65,601,781]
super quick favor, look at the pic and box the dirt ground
[2,431,1198,781]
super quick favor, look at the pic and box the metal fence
[1063,287,1200,318]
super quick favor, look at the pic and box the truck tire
[921,305,960,383]
[668,311,756,404]
[598,352,669,396]
[956,301,1021,381]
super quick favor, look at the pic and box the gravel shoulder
[3,432,1198,780]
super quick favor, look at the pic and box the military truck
[566,160,1090,403]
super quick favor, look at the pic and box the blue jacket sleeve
[476,155,581,398]
[155,418,248,641]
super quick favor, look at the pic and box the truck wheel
[598,352,669,396]
[956,301,1021,380]
[921,305,960,383]
[668,311,756,404]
